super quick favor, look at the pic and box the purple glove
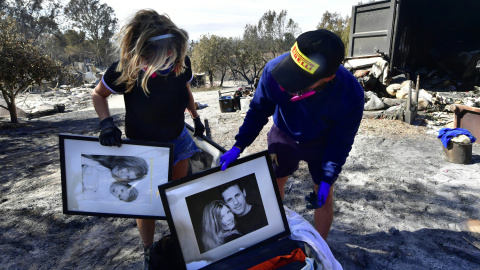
[305,182,331,209]
[219,147,241,171]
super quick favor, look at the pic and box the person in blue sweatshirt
[219,29,364,240]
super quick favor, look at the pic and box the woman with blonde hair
[201,200,242,251]
[91,9,204,269]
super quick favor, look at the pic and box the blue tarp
[437,128,477,148]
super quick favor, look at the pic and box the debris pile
[355,60,480,127]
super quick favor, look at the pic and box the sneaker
[143,242,157,270]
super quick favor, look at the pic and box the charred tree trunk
[7,93,18,123]
[208,71,214,88]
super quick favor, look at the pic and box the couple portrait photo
[186,173,269,253]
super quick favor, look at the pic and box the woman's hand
[193,116,205,137]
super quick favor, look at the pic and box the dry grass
[358,118,430,138]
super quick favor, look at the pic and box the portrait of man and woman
[186,173,269,253]
[79,154,150,203]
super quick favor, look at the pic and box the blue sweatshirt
[234,53,364,185]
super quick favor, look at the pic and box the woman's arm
[92,81,113,121]
[186,83,205,136]
[186,83,199,119]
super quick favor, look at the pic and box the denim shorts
[170,126,201,165]
[267,124,327,185]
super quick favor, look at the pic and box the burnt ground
[1,89,480,269]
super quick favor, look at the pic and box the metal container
[442,141,472,164]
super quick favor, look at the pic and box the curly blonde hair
[114,9,189,94]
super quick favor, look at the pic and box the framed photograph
[59,133,173,219]
[158,151,290,269]
[185,123,226,175]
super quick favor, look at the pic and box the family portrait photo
[79,154,150,203]
[60,134,173,218]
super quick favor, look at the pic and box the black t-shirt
[236,204,268,235]
[102,56,193,142]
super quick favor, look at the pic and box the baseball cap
[271,29,345,93]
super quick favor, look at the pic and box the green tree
[228,37,265,85]
[231,10,300,85]
[64,0,118,66]
[62,29,89,62]
[191,34,230,87]
[0,14,63,123]
[256,10,300,58]
[317,11,351,54]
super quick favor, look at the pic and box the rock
[31,103,56,115]
[386,83,401,97]
[364,91,386,111]
[382,105,405,120]
[383,98,406,107]
[396,80,415,99]
[0,99,27,117]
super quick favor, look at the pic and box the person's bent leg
[313,184,334,240]
[137,219,156,249]
[137,158,189,249]
[172,158,189,180]
[276,176,290,200]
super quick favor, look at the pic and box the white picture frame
[59,133,173,219]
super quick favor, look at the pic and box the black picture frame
[59,133,173,219]
[158,151,290,269]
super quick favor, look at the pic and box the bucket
[442,141,472,164]
[240,97,252,113]
[219,96,235,113]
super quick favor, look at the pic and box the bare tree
[4,0,62,41]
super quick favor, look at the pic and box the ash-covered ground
[1,88,479,269]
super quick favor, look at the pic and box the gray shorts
[267,124,327,185]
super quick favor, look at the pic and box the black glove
[99,117,122,147]
[305,190,320,209]
[193,116,205,137]
[305,182,332,209]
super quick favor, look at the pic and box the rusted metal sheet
[349,0,480,81]
[450,104,480,144]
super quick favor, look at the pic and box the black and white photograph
[80,154,149,203]
[159,151,290,269]
[186,173,268,253]
[60,134,173,219]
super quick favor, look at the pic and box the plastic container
[240,97,252,113]
[219,96,235,113]
[442,141,472,164]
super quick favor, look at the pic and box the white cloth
[285,206,343,270]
